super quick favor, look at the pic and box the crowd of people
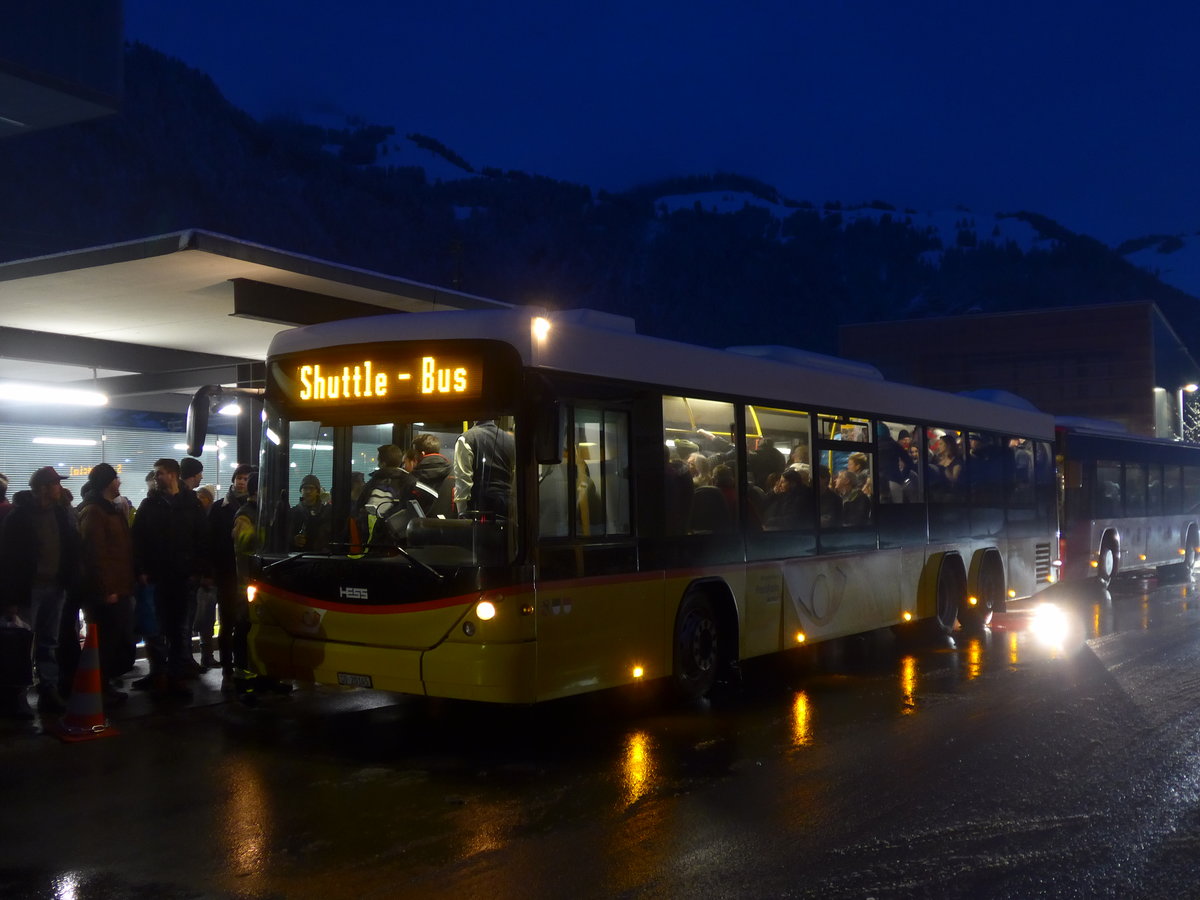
[0,458,262,720]
[665,425,878,534]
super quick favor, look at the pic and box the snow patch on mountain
[653,191,1059,256]
[1123,234,1200,299]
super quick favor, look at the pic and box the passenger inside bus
[833,469,870,526]
[762,467,812,530]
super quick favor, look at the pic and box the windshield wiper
[262,551,331,574]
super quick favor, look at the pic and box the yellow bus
[192,307,1059,703]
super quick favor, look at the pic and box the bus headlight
[476,599,497,620]
[246,584,258,603]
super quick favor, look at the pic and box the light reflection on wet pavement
[3,573,1200,899]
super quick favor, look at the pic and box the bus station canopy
[0,230,511,408]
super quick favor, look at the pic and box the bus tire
[1185,524,1198,574]
[934,556,967,635]
[961,549,1003,632]
[1098,532,1119,586]
[672,593,723,700]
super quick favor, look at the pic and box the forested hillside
[0,43,1195,354]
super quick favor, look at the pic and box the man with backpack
[354,444,422,549]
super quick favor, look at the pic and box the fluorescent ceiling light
[0,383,107,406]
[172,443,220,453]
[33,437,98,447]
[291,442,333,451]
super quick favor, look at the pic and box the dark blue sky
[125,1,1200,244]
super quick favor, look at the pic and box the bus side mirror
[186,385,222,457]
[535,398,563,465]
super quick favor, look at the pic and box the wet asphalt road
[4,574,1200,899]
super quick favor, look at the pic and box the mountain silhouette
[0,42,1195,355]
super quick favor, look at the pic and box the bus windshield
[259,410,518,567]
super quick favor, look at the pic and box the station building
[839,302,1200,440]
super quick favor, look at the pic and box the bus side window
[1125,462,1147,517]
[540,405,632,540]
[1164,464,1183,516]
[537,406,571,539]
[1186,466,1200,514]
[1093,460,1122,519]
[1145,463,1163,517]
[746,404,812,533]
[877,421,920,504]
[663,396,735,535]
[574,407,631,537]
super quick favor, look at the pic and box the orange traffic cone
[48,622,118,743]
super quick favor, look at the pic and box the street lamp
[1179,383,1198,441]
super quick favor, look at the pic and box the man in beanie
[0,467,80,716]
[288,474,331,552]
[209,463,253,679]
[77,463,134,705]
[180,457,204,491]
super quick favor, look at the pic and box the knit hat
[87,462,119,492]
[180,457,204,480]
[300,474,321,490]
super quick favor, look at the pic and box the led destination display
[284,352,483,406]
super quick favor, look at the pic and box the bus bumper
[250,624,538,703]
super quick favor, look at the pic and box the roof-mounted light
[0,382,107,407]
[532,316,551,342]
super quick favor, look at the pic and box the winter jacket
[208,488,246,580]
[0,490,81,605]
[77,494,135,599]
[412,453,454,515]
[131,488,209,583]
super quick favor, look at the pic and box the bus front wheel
[672,594,721,700]
[1098,535,1118,586]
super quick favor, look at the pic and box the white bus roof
[268,307,1056,438]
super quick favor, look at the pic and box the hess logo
[339,586,369,600]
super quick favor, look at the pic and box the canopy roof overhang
[0,230,511,406]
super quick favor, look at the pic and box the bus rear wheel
[960,551,1003,632]
[672,594,721,700]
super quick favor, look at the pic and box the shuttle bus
[192,308,1061,703]
[1056,424,1200,585]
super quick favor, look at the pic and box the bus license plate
[337,672,373,688]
